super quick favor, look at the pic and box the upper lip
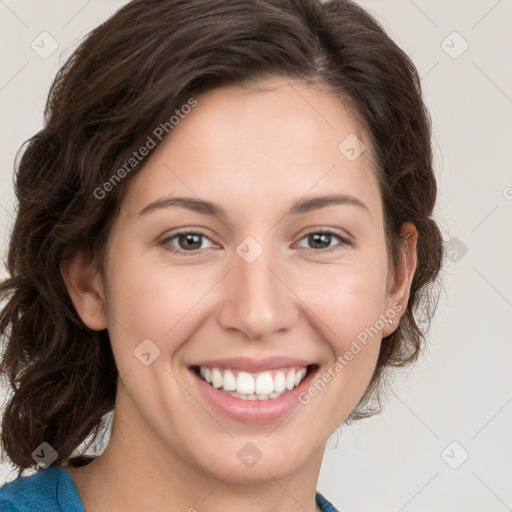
[190,356,315,373]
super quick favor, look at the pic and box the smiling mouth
[190,364,318,400]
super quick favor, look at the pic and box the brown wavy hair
[0,0,444,479]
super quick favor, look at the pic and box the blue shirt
[0,466,340,511]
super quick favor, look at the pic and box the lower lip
[188,365,318,424]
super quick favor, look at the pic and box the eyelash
[160,228,352,255]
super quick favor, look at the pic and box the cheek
[294,256,388,352]
[104,252,215,345]
[291,264,387,431]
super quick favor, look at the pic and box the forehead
[121,76,382,224]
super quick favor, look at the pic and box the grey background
[0,1,511,511]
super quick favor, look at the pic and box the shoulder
[0,466,84,512]
[316,490,341,512]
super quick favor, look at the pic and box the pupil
[181,233,202,250]
[309,233,330,249]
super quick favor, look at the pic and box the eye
[160,228,352,256]
[295,229,352,253]
[161,230,214,254]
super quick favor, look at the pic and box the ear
[60,251,108,331]
[382,221,418,336]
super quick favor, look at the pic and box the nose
[217,244,299,341]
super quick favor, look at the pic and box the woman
[0,0,443,510]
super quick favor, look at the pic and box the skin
[61,76,418,512]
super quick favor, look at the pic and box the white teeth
[222,370,237,391]
[196,365,310,399]
[285,369,295,390]
[211,368,223,388]
[237,371,255,394]
[255,372,274,395]
[274,372,286,392]
[294,368,307,386]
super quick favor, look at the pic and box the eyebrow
[138,193,370,217]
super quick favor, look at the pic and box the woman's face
[70,76,415,483]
